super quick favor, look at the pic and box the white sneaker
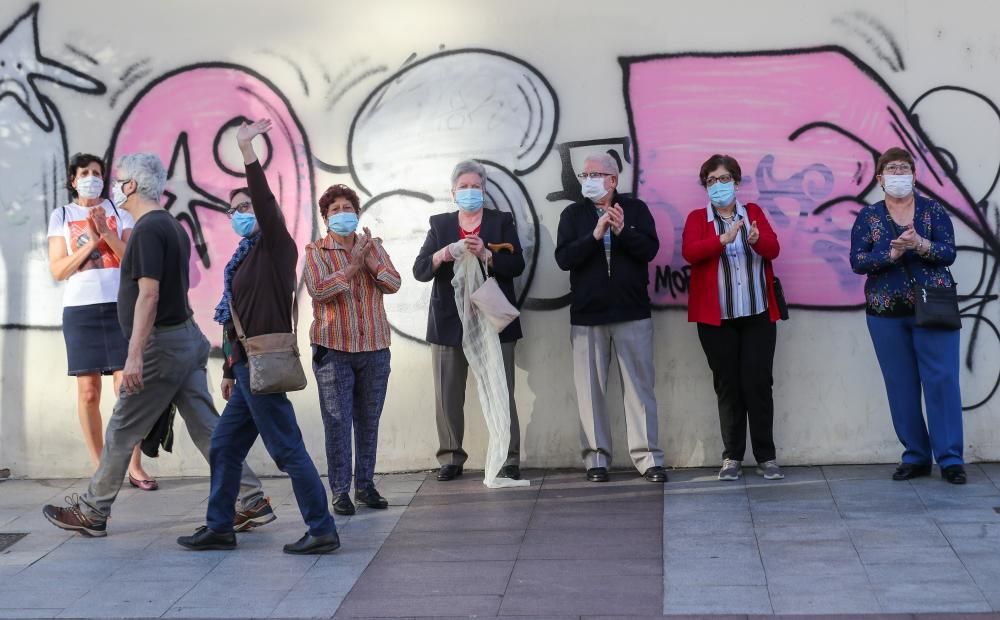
[756,460,784,480]
[718,459,742,481]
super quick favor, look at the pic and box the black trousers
[696,311,777,462]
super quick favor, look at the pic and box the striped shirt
[710,202,768,320]
[303,234,401,352]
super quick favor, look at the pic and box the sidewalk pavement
[0,464,998,618]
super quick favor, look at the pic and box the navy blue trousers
[313,346,391,497]
[866,315,964,467]
[206,361,336,536]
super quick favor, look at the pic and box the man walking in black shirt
[43,153,272,536]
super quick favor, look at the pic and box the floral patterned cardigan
[850,194,956,316]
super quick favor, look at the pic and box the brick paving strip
[336,469,665,617]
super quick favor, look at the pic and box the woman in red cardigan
[682,154,783,482]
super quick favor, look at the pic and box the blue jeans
[866,315,964,467]
[206,361,336,536]
[313,346,391,496]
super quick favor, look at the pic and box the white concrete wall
[2,0,999,478]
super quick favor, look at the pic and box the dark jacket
[413,208,525,346]
[223,160,297,378]
[554,193,659,326]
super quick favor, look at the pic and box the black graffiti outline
[345,47,561,197]
[620,45,998,300]
[212,115,275,178]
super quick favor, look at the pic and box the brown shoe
[42,495,107,537]
[234,496,276,532]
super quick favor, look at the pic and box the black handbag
[883,207,961,331]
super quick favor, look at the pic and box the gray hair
[450,159,488,189]
[115,153,167,201]
[584,153,619,175]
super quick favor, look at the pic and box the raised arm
[237,119,293,250]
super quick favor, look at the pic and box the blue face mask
[328,212,359,236]
[455,188,484,212]
[708,181,736,208]
[231,212,257,237]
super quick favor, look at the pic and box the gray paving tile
[747,479,831,502]
[758,540,864,578]
[664,555,766,586]
[663,585,772,614]
[347,560,514,596]
[874,581,992,613]
[269,593,343,619]
[0,584,91,609]
[768,579,881,614]
[847,517,950,548]
[753,523,851,543]
[58,579,195,618]
[393,500,534,532]
[0,609,67,618]
[980,463,1000,487]
[983,588,1000,611]
[823,464,901,481]
[334,593,501,617]
[857,544,967,569]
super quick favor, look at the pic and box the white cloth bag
[451,252,531,489]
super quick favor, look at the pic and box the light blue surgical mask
[708,181,736,208]
[455,188,484,212]
[328,212,359,236]
[231,212,257,237]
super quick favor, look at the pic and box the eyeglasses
[883,164,913,174]
[226,201,252,216]
[577,172,614,180]
[705,174,733,186]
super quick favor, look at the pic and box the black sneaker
[333,493,356,516]
[355,488,388,510]
[177,526,237,551]
[498,465,522,480]
[284,531,341,555]
[234,496,276,532]
[42,495,107,538]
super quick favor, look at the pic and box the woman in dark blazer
[413,159,525,482]
[682,154,783,482]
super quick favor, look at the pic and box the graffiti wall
[2,0,999,476]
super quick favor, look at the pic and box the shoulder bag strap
[228,301,248,342]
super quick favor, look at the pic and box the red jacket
[681,202,781,326]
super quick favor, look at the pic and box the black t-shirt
[118,210,193,339]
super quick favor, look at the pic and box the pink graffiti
[625,48,979,307]
[109,65,314,343]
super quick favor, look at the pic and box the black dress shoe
[941,465,967,485]
[177,526,236,551]
[283,531,341,555]
[892,463,932,481]
[332,494,356,516]
[437,464,463,481]
[586,467,609,482]
[643,466,668,483]
[355,487,388,509]
[498,465,521,480]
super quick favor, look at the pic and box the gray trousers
[432,342,520,467]
[80,322,263,520]
[571,318,664,472]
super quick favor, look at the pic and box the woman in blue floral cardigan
[850,146,966,485]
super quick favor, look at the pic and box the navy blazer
[413,208,525,346]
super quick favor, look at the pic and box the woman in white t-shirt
[47,153,156,490]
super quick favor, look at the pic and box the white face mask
[75,176,103,200]
[883,174,914,199]
[581,176,609,201]
[111,181,130,209]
